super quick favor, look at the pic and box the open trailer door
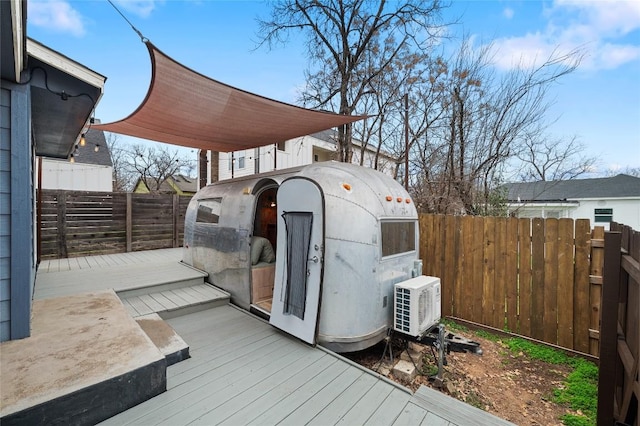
[270,177,324,345]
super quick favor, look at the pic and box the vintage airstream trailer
[183,161,422,352]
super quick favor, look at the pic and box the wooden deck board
[333,379,394,425]
[244,359,350,426]
[412,386,515,426]
[98,304,512,426]
[35,262,205,300]
[119,298,140,317]
[137,294,166,313]
[122,343,307,425]
[366,388,413,426]
[170,287,203,305]
[306,373,379,426]
[101,336,298,425]
[168,333,286,388]
[148,292,180,311]
[275,366,363,426]
[126,296,154,316]
[391,401,430,426]
[183,350,335,425]
[421,412,452,426]
[214,353,336,425]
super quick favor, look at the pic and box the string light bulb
[69,154,75,163]
[94,144,100,152]
[79,134,86,146]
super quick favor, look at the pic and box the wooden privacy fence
[419,214,604,356]
[598,222,639,426]
[39,190,192,259]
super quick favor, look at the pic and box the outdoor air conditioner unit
[394,275,441,337]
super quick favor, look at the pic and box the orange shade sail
[94,42,365,152]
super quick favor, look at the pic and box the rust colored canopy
[94,42,364,152]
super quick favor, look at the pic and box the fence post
[126,193,132,252]
[56,193,68,258]
[597,231,621,426]
[173,194,179,248]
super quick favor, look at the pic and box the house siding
[216,135,396,182]
[39,159,112,191]
[508,198,640,231]
[571,198,640,231]
[1,87,12,341]
[1,81,35,342]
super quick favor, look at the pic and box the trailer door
[270,177,324,345]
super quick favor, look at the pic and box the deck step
[35,261,209,300]
[135,313,190,366]
[119,283,230,320]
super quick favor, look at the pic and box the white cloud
[554,0,640,36]
[503,7,514,20]
[28,0,85,37]
[114,1,159,19]
[489,0,640,71]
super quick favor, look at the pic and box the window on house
[196,198,222,223]
[381,221,416,257]
[594,208,613,223]
[277,141,286,151]
[237,154,245,169]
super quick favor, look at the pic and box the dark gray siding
[1,80,35,341]
[1,86,11,340]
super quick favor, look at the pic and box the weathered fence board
[518,218,532,337]
[420,214,602,355]
[38,190,192,259]
[557,218,575,349]
[589,227,605,355]
[531,217,545,342]
[597,222,639,426]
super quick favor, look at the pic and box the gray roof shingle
[504,174,640,201]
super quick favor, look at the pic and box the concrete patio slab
[0,290,166,425]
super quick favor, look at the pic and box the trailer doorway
[250,180,279,315]
[270,177,325,345]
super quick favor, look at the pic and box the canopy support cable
[107,0,148,43]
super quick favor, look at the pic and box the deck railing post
[597,231,622,426]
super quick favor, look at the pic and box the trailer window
[196,198,222,224]
[381,221,416,257]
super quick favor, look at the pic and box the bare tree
[105,135,195,193]
[129,144,194,193]
[514,134,598,181]
[105,133,136,192]
[257,0,448,163]
[603,166,640,177]
[408,38,583,214]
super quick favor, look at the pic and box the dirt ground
[344,328,580,426]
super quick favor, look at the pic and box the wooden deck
[100,305,514,426]
[35,248,229,319]
[34,250,513,425]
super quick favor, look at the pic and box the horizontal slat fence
[39,190,191,259]
[419,214,602,356]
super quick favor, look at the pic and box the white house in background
[201,129,397,185]
[504,174,640,230]
[38,128,113,192]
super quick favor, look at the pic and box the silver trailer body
[183,162,419,352]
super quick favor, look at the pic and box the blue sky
[26,0,640,175]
